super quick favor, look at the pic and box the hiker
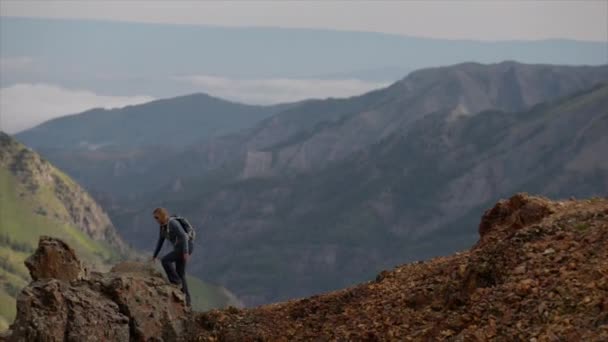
[151,207,194,306]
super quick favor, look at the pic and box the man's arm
[169,219,189,257]
[152,229,165,259]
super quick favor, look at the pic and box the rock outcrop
[189,194,608,341]
[478,193,554,239]
[6,237,189,342]
[24,236,86,282]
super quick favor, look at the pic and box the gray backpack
[170,216,196,241]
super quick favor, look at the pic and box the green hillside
[0,133,240,330]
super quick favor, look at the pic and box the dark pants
[161,245,193,306]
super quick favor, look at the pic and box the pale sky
[1,1,607,134]
[2,0,607,42]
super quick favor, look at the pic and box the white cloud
[0,83,153,133]
[173,75,390,105]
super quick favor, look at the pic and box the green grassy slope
[0,133,240,330]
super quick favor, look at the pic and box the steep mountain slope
[178,61,608,179]
[0,133,239,330]
[116,83,608,306]
[0,132,129,330]
[189,194,608,341]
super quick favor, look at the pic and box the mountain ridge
[16,92,292,149]
[187,193,608,341]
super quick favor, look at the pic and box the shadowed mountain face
[14,62,608,306]
[133,84,608,305]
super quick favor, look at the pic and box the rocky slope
[189,194,608,341]
[5,194,606,341]
[3,236,190,342]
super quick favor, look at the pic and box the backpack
[171,215,196,241]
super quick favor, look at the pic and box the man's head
[153,207,170,225]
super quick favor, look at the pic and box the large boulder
[24,236,86,282]
[10,280,130,342]
[8,238,189,342]
[95,263,189,341]
[478,193,554,239]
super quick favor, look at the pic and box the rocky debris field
[189,194,608,341]
[2,194,607,341]
[3,236,189,342]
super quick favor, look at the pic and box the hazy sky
[1,1,607,134]
[2,0,607,41]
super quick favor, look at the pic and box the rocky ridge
[189,194,608,341]
[4,236,189,342]
[3,194,607,341]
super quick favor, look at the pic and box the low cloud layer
[0,83,153,134]
[172,75,390,105]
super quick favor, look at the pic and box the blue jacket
[153,218,190,257]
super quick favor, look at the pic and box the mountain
[16,92,290,149]
[104,62,608,192]
[15,92,290,196]
[18,62,608,199]
[207,61,608,177]
[189,194,608,341]
[14,62,608,306]
[128,82,608,305]
[0,133,239,330]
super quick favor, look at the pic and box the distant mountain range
[15,61,608,306]
[2,17,607,98]
[17,93,291,149]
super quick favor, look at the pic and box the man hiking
[151,207,194,306]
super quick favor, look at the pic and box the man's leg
[161,251,181,285]
[175,257,191,306]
